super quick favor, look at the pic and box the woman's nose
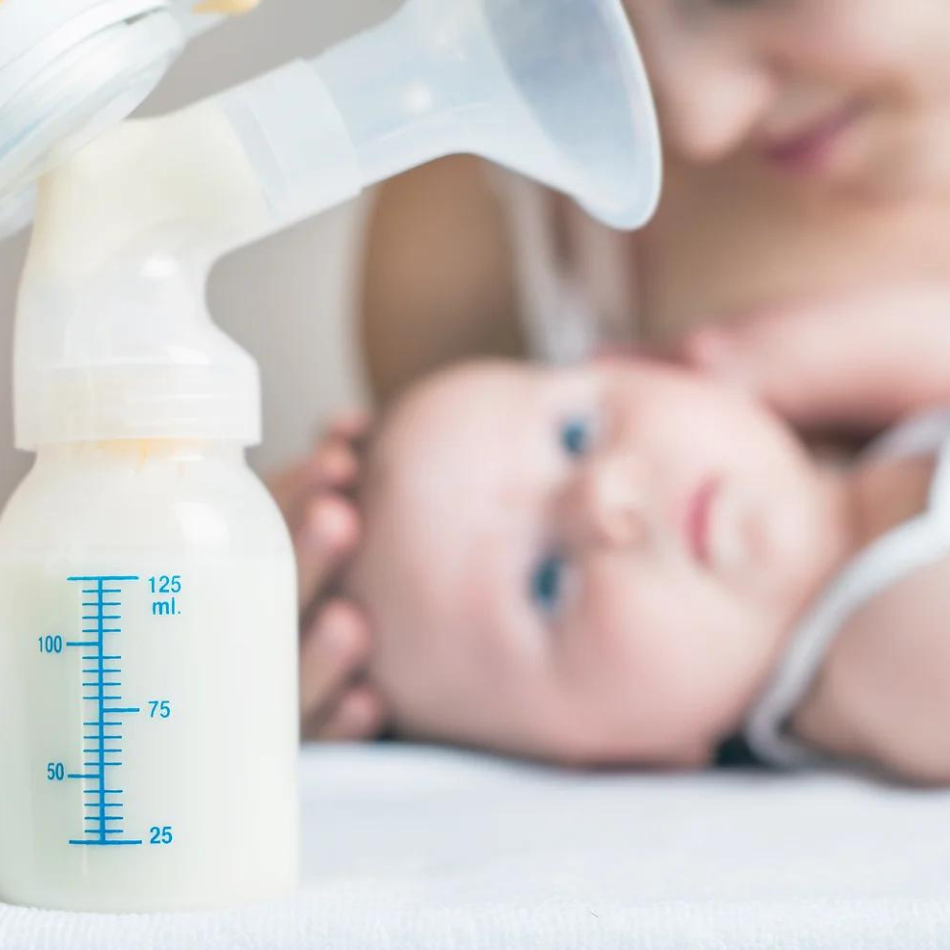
[649,42,775,164]
[566,455,650,551]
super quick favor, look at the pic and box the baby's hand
[677,284,950,432]
[267,413,387,741]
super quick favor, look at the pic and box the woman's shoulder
[361,158,524,401]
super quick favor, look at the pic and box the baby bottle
[0,110,299,912]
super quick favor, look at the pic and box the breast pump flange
[0,0,662,913]
[0,0,661,238]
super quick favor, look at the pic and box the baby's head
[346,359,840,767]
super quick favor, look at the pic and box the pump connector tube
[12,58,375,451]
[15,102,269,451]
[15,0,660,452]
[215,63,363,239]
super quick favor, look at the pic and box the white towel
[2,744,949,948]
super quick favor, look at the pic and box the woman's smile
[757,99,869,176]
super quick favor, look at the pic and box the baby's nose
[571,455,650,550]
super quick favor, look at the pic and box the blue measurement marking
[68,839,143,846]
[65,576,142,848]
[73,574,135,583]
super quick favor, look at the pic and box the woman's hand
[677,284,950,432]
[267,413,387,741]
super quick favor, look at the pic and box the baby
[343,358,950,784]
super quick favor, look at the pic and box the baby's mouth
[686,479,755,575]
[685,478,718,565]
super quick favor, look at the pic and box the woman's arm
[360,156,525,403]
[678,284,950,432]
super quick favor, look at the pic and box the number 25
[149,825,173,845]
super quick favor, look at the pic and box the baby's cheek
[553,565,718,757]
[562,563,665,687]
[577,561,733,691]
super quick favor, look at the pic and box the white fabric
[865,408,950,465]
[745,409,950,768]
[3,743,950,949]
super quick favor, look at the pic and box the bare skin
[362,0,950,417]
[345,360,950,784]
[791,455,950,784]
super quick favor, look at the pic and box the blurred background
[0,0,403,505]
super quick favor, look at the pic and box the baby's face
[348,360,838,766]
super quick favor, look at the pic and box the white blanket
[2,744,949,948]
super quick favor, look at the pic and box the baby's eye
[531,554,568,619]
[560,415,596,459]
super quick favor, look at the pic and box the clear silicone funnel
[3,0,660,238]
[212,0,662,238]
[314,0,661,229]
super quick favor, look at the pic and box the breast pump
[0,0,661,912]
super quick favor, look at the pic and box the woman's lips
[759,102,865,174]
